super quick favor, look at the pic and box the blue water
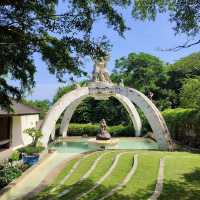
[49,138,158,153]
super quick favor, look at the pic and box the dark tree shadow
[26,167,200,200]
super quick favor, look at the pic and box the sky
[27,4,199,101]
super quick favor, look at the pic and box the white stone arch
[59,93,142,137]
[114,94,142,136]
[59,97,84,137]
[40,85,173,150]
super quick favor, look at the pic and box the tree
[71,97,130,126]
[24,128,43,147]
[132,0,200,49]
[180,77,200,110]
[0,0,130,110]
[111,52,171,110]
[167,52,200,107]
[21,99,51,119]
[52,85,77,104]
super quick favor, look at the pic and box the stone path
[0,152,77,200]
[51,152,95,194]
[76,152,128,200]
[99,154,138,200]
[148,158,165,200]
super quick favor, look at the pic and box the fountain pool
[48,137,159,154]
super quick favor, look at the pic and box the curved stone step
[148,158,165,200]
[57,151,110,197]
[50,152,96,193]
[76,151,129,200]
[99,154,138,200]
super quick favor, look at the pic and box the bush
[0,162,22,189]
[18,146,45,155]
[9,151,20,162]
[24,128,43,147]
[68,123,135,137]
[162,108,200,148]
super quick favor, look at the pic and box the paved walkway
[0,152,77,200]
[148,158,165,200]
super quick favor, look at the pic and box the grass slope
[159,152,200,200]
[80,152,134,200]
[59,151,118,199]
[30,150,200,200]
[106,151,163,200]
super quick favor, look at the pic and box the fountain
[88,119,119,149]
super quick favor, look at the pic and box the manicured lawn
[159,153,200,200]
[59,151,118,199]
[31,150,200,200]
[79,152,134,200]
[107,151,163,200]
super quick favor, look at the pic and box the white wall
[11,114,39,149]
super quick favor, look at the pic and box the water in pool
[49,138,158,153]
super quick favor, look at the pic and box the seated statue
[96,119,111,140]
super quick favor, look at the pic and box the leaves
[0,0,129,110]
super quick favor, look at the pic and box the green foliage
[18,146,45,155]
[0,0,131,110]
[21,99,50,119]
[24,128,43,147]
[167,52,200,107]
[52,84,77,104]
[10,151,20,162]
[0,162,22,189]
[180,77,200,110]
[71,97,131,125]
[162,108,200,147]
[111,52,171,110]
[68,123,135,137]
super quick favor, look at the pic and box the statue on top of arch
[92,56,112,84]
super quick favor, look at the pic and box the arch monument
[40,57,173,150]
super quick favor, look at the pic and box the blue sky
[28,5,199,101]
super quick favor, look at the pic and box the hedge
[68,123,135,137]
[162,108,200,148]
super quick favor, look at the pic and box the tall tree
[0,0,130,110]
[111,52,171,110]
[21,99,51,119]
[180,77,200,110]
[167,52,200,107]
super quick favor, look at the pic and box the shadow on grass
[28,178,154,200]
[27,167,200,200]
[159,167,200,200]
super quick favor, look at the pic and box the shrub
[24,128,43,147]
[18,146,45,155]
[9,151,20,162]
[0,162,22,189]
[68,123,135,137]
[162,108,200,148]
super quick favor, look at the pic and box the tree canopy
[167,52,200,106]
[0,0,130,110]
[180,77,200,110]
[22,99,51,119]
[111,52,171,109]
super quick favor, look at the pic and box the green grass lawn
[79,152,134,200]
[58,151,118,199]
[31,150,200,200]
[159,152,200,200]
